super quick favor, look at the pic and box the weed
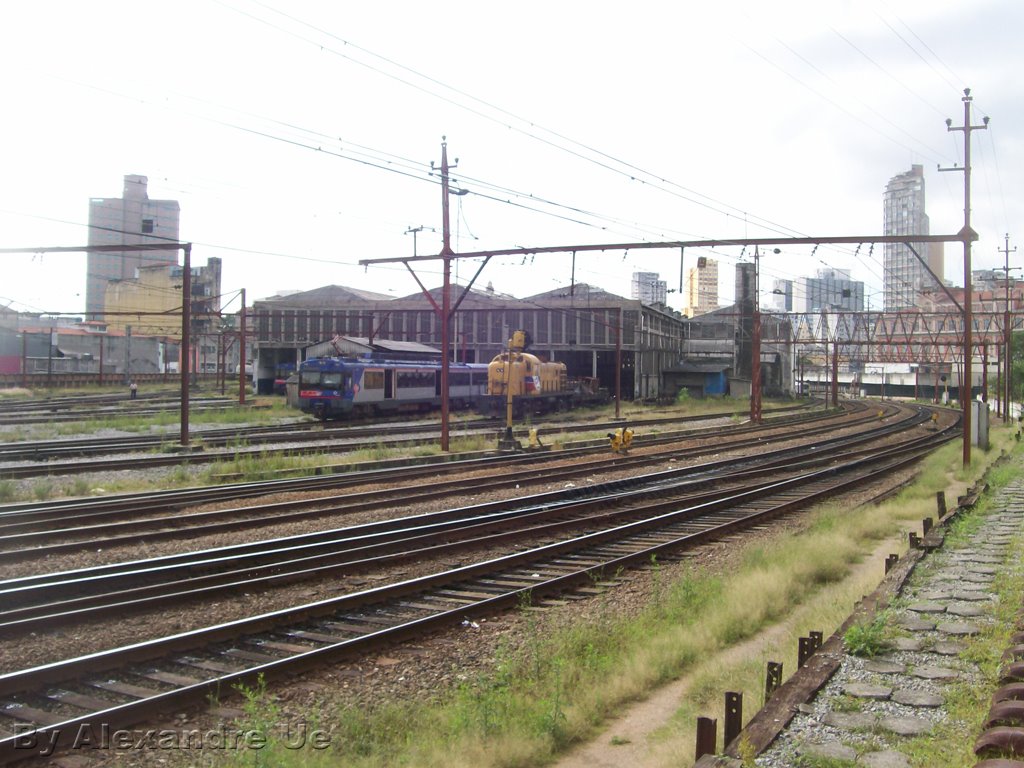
[843,616,888,658]
[736,733,757,767]
[31,479,53,501]
[830,694,863,712]
[794,753,858,767]
[0,481,15,503]
[609,734,631,746]
[69,478,91,497]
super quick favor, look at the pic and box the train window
[322,372,342,388]
[363,370,384,389]
[397,371,433,388]
[449,372,470,387]
[299,371,321,386]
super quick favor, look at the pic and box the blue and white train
[296,357,490,420]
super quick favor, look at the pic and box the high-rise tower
[631,271,668,305]
[883,165,943,310]
[684,257,719,317]
[86,175,180,318]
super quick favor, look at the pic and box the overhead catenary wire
[5,1,1010,319]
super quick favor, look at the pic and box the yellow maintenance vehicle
[607,426,635,454]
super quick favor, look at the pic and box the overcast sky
[1,0,1021,317]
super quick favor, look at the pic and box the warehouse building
[251,282,690,399]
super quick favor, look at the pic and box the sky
[0,0,1021,318]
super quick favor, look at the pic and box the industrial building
[251,282,691,399]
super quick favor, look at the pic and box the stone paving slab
[910,664,959,680]
[843,682,893,699]
[937,621,982,636]
[892,689,943,707]
[889,638,923,651]
[863,659,905,674]
[899,618,936,631]
[878,715,933,736]
[859,750,912,767]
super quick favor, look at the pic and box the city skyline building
[86,175,180,318]
[882,165,944,310]
[771,278,793,311]
[631,271,668,305]
[793,267,865,314]
[684,257,719,317]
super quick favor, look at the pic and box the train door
[384,369,395,399]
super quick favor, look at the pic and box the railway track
[0,402,890,554]
[0,405,942,632]
[0,405,957,764]
[0,408,808,477]
[0,401,812,472]
[0,394,240,427]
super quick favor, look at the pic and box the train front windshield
[300,370,351,390]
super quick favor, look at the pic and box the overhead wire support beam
[362,231,972,444]
[358,233,972,267]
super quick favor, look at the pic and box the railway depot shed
[252,282,689,399]
[661,361,730,399]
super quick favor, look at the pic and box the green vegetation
[201,450,329,483]
[199,425,1018,768]
[793,755,857,768]
[6,395,290,440]
[31,479,53,501]
[0,387,33,401]
[842,616,888,658]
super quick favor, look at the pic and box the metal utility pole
[751,247,763,423]
[123,325,132,385]
[1000,234,1017,420]
[239,287,247,405]
[831,339,839,407]
[46,325,54,388]
[939,88,988,466]
[181,243,192,446]
[439,142,455,452]
[616,307,623,419]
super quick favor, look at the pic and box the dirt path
[551,526,921,768]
